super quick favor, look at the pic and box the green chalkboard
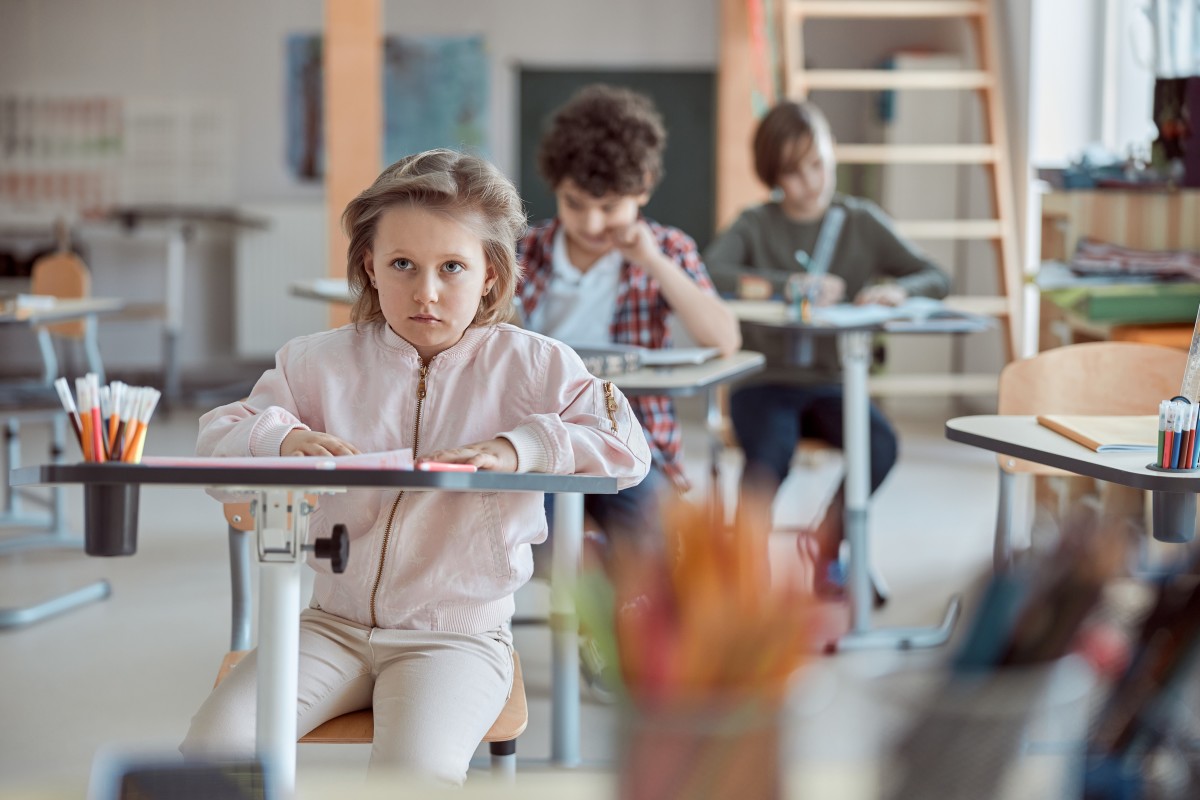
[517,68,716,250]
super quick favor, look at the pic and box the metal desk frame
[738,305,991,650]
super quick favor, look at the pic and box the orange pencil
[89,375,106,463]
[77,378,93,462]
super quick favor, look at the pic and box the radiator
[234,202,329,359]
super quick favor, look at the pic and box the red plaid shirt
[516,218,718,490]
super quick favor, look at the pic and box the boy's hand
[855,284,908,307]
[610,220,662,268]
[785,274,845,307]
[281,429,361,457]
[419,438,518,472]
[738,275,774,300]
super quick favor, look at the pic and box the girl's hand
[419,438,518,472]
[855,284,908,307]
[280,429,361,457]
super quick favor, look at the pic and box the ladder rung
[789,1,985,19]
[943,295,1009,316]
[798,70,992,90]
[835,144,998,164]
[894,220,1003,239]
[868,372,997,397]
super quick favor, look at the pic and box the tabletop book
[1036,414,1158,452]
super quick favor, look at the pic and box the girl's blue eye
[391,258,413,271]
[443,262,464,274]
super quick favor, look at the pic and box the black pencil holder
[84,484,140,556]
[1149,490,1197,544]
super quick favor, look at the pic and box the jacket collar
[375,322,494,365]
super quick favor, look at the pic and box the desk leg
[0,413,110,629]
[162,226,189,406]
[550,491,582,767]
[254,491,303,793]
[705,387,725,527]
[834,331,960,652]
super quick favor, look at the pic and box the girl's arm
[490,344,652,489]
[197,341,312,457]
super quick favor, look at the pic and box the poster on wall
[285,34,489,182]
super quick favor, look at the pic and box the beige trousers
[181,608,514,786]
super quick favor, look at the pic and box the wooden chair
[213,649,528,777]
[219,503,528,777]
[994,341,1188,570]
[29,232,105,384]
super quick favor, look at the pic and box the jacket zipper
[369,358,428,627]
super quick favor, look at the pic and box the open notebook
[1036,415,1159,453]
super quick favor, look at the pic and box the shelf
[796,70,992,91]
[894,220,1004,239]
[788,1,985,18]
[835,144,998,164]
[868,372,997,397]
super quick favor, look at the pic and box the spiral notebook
[1036,414,1159,453]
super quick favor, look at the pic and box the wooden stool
[214,649,528,777]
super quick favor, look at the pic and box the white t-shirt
[526,227,622,345]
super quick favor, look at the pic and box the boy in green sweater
[704,100,950,595]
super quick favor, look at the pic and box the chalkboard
[517,68,716,250]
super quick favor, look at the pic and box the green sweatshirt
[704,196,951,385]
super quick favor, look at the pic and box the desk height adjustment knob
[311,524,350,574]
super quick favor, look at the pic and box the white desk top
[0,297,124,325]
[291,278,353,304]
[612,350,765,397]
[947,414,1200,491]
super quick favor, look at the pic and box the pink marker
[416,461,478,472]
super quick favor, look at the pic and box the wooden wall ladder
[781,0,1023,396]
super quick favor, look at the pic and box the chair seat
[215,649,528,744]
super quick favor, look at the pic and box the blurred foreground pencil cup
[880,655,1095,800]
[83,483,139,556]
[618,694,783,800]
[578,499,809,800]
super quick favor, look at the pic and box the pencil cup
[881,655,1094,800]
[1150,491,1197,544]
[84,484,139,556]
[618,696,783,800]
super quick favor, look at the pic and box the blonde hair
[342,149,527,327]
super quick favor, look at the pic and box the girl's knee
[368,744,471,786]
[179,704,256,759]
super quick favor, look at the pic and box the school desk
[946,415,1200,544]
[0,296,124,385]
[728,299,992,651]
[1,297,125,628]
[94,206,268,406]
[8,462,615,791]
[614,350,764,519]
[290,277,351,304]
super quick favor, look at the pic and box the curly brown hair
[537,84,666,197]
[343,149,527,327]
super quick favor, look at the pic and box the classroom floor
[0,395,1006,795]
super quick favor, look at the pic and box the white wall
[0,0,718,376]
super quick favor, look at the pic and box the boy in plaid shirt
[518,84,740,559]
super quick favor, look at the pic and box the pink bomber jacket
[197,322,651,632]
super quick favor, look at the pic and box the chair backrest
[30,250,91,340]
[997,341,1188,473]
